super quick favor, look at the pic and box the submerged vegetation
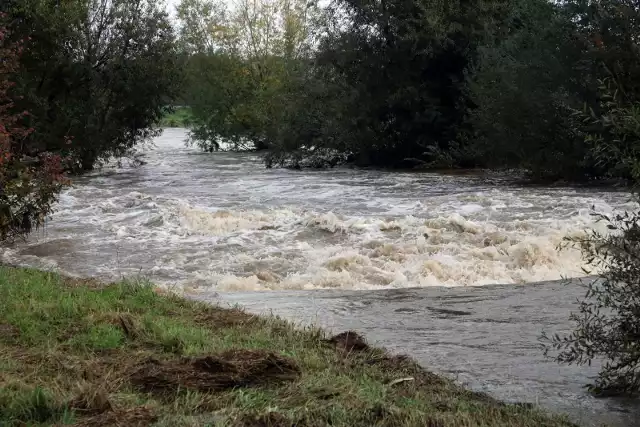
[0,266,576,426]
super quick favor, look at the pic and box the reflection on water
[2,128,639,425]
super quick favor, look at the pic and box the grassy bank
[160,107,194,128]
[0,267,574,427]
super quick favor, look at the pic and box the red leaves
[0,20,69,241]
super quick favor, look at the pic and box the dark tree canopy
[179,0,640,184]
[0,0,181,241]
[5,0,181,172]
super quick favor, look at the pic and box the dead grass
[130,350,300,395]
[72,405,158,427]
[0,266,577,427]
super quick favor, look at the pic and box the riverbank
[0,266,576,426]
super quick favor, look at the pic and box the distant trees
[179,0,640,183]
[177,0,317,152]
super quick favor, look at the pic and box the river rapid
[3,128,639,425]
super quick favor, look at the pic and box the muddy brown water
[3,128,639,425]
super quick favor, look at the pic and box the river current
[3,128,639,425]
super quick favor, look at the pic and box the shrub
[580,76,640,184]
[544,209,640,395]
[0,19,67,242]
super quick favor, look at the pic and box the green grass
[159,107,194,128]
[0,266,576,426]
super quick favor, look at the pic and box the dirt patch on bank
[130,349,300,396]
[325,331,369,353]
[235,412,299,427]
[0,323,20,342]
[72,405,157,427]
[194,306,257,328]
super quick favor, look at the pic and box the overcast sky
[165,0,178,17]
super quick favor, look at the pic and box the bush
[544,209,640,395]
[580,77,640,184]
[6,0,181,172]
[0,19,67,242]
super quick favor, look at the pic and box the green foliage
[542,3,640,395]
[544,210,640,395]
[185,51,270,151]
[160,106,195,128]
[0,17,67,242]
[0,0,180,242]
[581,77,640,183]
[178,0,317,152]
[180,0,640,182]
[268,0,510,168]
[176,0,228,54]
[566,0,640,184]
[463,0,591,179]
[5,0,182,172]
[0,266,575,426]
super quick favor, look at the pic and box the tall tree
[268,0,511,168]
[178,0,319,152]
[0,17,66,241]
[7,0,181,171]
[461,0,591,179]
[176,0,228,53]
[568,0,640,183]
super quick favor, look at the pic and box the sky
[165,0,178,18]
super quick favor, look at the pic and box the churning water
[3,128,639,425]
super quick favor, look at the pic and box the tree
[461,0,591,179]
[0,0,180,241]
[567,0,640,183]
[178,0,319,152]
[180,0,640,182]
[543,1,640,395]
[267,0,512,168]
[0,17,66,242]
[582,77,640,183]
[6,0,181,171]
[176,0,228,54]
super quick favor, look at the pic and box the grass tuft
[0,266,575,426]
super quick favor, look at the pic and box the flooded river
[3,128,639,425]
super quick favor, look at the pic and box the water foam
[166,203,602,291]
[9,129,631,292]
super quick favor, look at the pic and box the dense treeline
[0,0,180,241]
[178,0,640,182]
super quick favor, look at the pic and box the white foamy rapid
[1,129,634,291]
